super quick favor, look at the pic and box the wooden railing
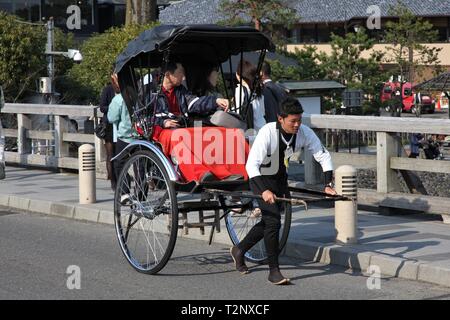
[302,115,450,219]
[1,103,105,173]
[2,104,450,218]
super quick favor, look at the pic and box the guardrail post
[304,128,324,185]
[17,113,32,154]
[94,135,105,162]
[377,132,402,193]
[79,144,96,204]
[335,165,358,245]
[55,115,69,158]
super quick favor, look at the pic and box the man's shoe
[250,207,262,218]
[120,194,132,205]
[230,246,249,274]
[200,171,218,183]
[268,268,290,285]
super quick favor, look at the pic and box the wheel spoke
[114,151,178,274]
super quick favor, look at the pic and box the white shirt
[235,84,266,131]
[246,122,333,179]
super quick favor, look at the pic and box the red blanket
[153,126,249,182]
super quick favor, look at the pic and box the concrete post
[304,149,323,185]
[377,132,402,193]
[304,128,324,185]
[17,114,32,155]
[55,115,69,158]
[79,144,96,204]
[94,135,106,162]
[335,165,358,245]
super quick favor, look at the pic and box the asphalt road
[1,208,450,301]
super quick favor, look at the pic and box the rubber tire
[114,150,178,275]
[225,201,292,264]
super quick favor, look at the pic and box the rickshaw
[112,24,346,275]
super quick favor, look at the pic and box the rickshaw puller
[230,97,336,285]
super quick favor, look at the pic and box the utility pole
[45,17,55,156]
[46,17,55,104]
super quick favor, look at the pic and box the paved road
[1,208,450,301]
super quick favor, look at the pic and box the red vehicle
[380,81,435,114]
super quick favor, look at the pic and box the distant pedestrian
[107,74,134,203]
[235,59,265,131]
[409,133,423,158]
[261,61,287,123]
[0,85,5,179]
[99,68,120,190]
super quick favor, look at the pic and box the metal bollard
[335,165,358,245]
[78,144,96,204]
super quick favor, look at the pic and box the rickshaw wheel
[114,150,178,274]
[225,198,292,264]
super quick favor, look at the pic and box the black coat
[154,85,218,127]
[263,80,287,123]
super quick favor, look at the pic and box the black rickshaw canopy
[115,24,275,74]
[114,24,275,139]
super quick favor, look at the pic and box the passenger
[188,63,222,98]
[154,61,229,129]
[235,59,266,131]
[153,61,246,183]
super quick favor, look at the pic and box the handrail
[303,115,450,135]
[1,103,105,176]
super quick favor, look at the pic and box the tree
[384,2,442,85]
[126,0,157,26]
[320,28,386,97]
[219,0,297,44]
[316,28,388,114]
[68,22,158,104]
[0,12,46,102]
[0,12,75,103]
[268,46,325,82]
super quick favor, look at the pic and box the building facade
[159,0,450,69]
[0,0,173,36]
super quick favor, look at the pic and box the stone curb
[284,239,450,288]
[2,193,450,288]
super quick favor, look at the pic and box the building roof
[159,0,450,25]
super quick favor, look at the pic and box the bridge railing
[302,114,450,220]
[2,105,450,219]
[1,103,105,174]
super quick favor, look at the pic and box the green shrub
[68,23,158,104]
[0,12,78,102]
[0,12,46,102]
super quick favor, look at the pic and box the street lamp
[40,17,83,156]
[42,17,83,101]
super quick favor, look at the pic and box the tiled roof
[159,0,450,25]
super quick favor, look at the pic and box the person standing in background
[261,61,287,123]
[99,69,120,190]
[235,59,266,131]
[0,86,5,180]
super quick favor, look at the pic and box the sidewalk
[2,165,450,288]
